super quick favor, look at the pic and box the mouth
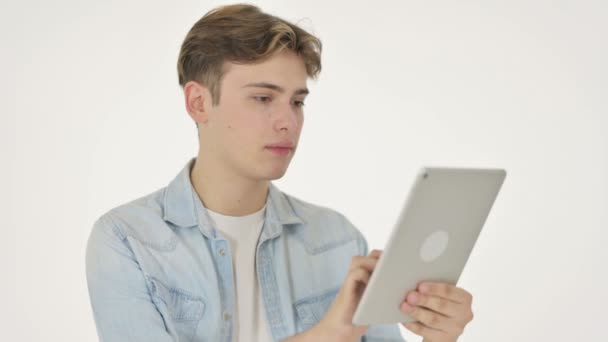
[266,146,293,155]
[265,146,293,156]
[265,140,295,156]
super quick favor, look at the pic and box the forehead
[221,50,309,89]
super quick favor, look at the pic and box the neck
[189,155,269,217]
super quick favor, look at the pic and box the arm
[280,325,327,341]
[85,214,174,341]
[282,234,404,342]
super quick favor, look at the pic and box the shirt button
[223,312,231,321]
[219,248,225,256]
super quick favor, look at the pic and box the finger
[405,291,461,318]
[401,303,463,336]
[402,321,450,341]
[369,249,383,258]
[349,255,378,272]
[418,282,472,304]
[345,268,372,294]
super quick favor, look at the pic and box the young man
[86,4,474,342]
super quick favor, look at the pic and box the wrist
[312,320,357,342]
[281,323,344,342]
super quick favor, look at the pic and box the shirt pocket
[147,276,206,341]
[293,286,340,332]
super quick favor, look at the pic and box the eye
[253,95,272,104]
[293,100,305,108]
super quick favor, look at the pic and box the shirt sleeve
[85,214,174,342]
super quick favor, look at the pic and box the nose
[272,101,300,132]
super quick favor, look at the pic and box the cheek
[220,104,259,130]
[296,114,305,132]
[223,112,268,146]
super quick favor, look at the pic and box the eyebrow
[241,82,309,95]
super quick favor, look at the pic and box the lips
[266,141,295,149]
[266,146,291,152]
[265,141,295,156]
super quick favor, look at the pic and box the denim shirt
[86,157,405,342]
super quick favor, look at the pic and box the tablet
[352,167,506,325]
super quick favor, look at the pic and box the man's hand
[284,250,474,342]
[400,282,474,342]
[312,249,383,342]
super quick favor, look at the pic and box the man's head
[178,4,322,182]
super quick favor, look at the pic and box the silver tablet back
[352,167,506,325]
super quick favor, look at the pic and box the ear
[184,81,212,126]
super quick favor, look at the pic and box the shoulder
[89,187,177,251]
[279,190,368,255]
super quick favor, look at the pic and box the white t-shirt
[206,205,273,342]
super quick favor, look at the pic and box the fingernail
[402,302,413,313]
[408,292,418,304]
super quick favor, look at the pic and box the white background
[3,0,607,341]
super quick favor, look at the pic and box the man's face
[200,50,308,181]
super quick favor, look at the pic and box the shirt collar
[162,157,303,236]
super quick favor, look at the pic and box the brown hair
[177,3,322,106]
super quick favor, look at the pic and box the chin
[259,164,290,180]
[266,169,288,180]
